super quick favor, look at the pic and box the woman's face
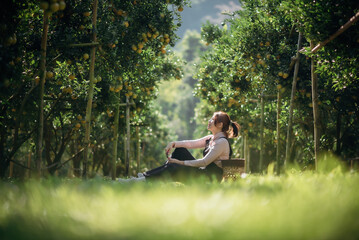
[207,116,215,130]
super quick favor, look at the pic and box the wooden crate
[221,158,245,181]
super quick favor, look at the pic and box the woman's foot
[118,176,146,183]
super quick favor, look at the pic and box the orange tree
[281,0,359,161]
[194,0,359,172]
[0,0,186,178]
[0,0,49,178]
[90,50,183,177]
[194,0,312,172]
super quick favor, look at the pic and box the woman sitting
[118,111,240,183]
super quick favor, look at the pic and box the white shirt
[174,132,230,168]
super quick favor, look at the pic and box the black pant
[143,148,223,182]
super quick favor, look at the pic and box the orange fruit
[50,3,60,12]
[35,76,40,85]
[46,71,54,78]
[40,1,49,10]
[116,9,123,16]
[59,1,66,10]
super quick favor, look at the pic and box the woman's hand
[165,142,176,156]
[167,157,184,165]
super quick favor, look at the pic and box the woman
[118,111,240,183]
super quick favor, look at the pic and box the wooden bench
[221,158,245,181]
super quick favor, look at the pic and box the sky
[175,0,242,39]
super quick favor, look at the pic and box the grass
[0,171,358,240]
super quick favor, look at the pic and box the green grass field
[0,171,358,240]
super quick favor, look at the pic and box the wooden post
[36,11,50,178]
[259,94,264,172]
[83,0,98,179]
[276,90,282,174]
[285,32,302,167]
[9,161,14,178]
[136,126,140,173]
[125,97,130,176]
[112,104,120,180]
[311,41,320,171]
[310,11,359,53]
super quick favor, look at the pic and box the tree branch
[300,11,359,53]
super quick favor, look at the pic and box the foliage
[0,0,188,178]
[194,0,359,171]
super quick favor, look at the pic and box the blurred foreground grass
[0,172,358,240]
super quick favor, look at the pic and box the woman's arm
[165,135,212,154]
[175,135,212,149]
[168,138,228,167]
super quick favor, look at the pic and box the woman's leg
[170,148,196,161]
[144,148,197,181]
[143,147,195,176]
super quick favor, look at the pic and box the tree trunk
[72,140,82,177]
[83,0,98,179]
[27,152,32,178]
[0,125,8,178]
[36,11,50,178]
[285,32,302,166]
[49,133,71,175]
[244,133,249,173]
[311,41,320,171]
[276,90,282,174]
[125,97,130,176]
[136,126,140,173]
[112,104,120,180]
[44,120,52,167]
[259,94,264,172]
[336,111,341,155]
